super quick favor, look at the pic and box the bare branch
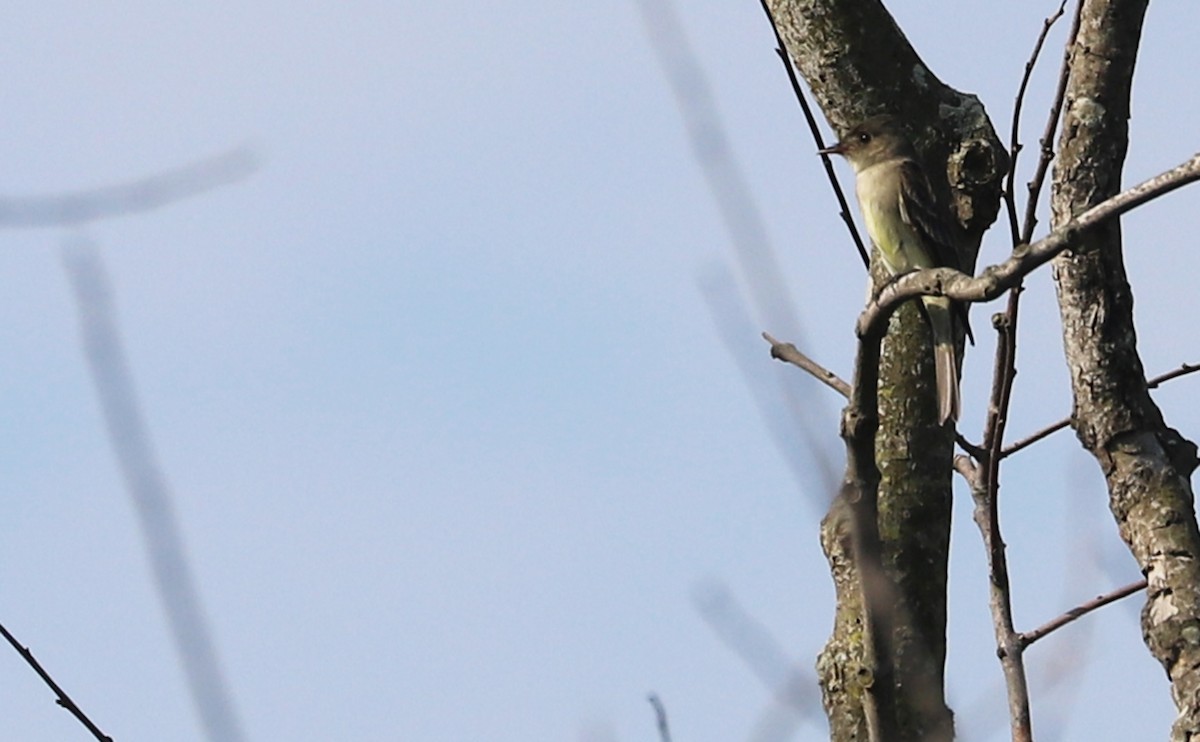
[1002,418,1071,459]
[0,621,113,741]
[758,0,868,268]
[0,147,257,227]
[1050,1,1200,733]
[1148,362,1200,389]
[1022,0,1084,244]
[953,454,980,485]
[955,433,988,462]
[637,0,803,337]
[647,694,673,742]
[1003,362,1200,458]
[1020,580,1147,648]
[972,311,1033,742]
[1005,0,1068,246]
[693,583,820,721]
[859,150,1200,337]
[63,239,247,742]
[762,332,851,397]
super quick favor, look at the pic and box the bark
[765,0,1006,739]
[1049,1,1200,740]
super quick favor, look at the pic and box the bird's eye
[857,132,872,144]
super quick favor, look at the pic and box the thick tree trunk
[1049,1,1200,739]
[765,1,1006,739]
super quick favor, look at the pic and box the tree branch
[647,694,674,742]
[0,147,257,227]
[1048,1,1200,738]
[858,149,1200,338]
[63,240,247,742]
[1004,0,1068,246]
[972,311,1032,742]
[762,332,851,397]
[1020,580,1147,648]
[758,0,868,267]
[1002,362,1200,458]
[0,621,113,741]
[1022,0,1084,245]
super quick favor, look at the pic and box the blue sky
[2,2,1198,740]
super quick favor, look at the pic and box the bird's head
[819,115,916,172]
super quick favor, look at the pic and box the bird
[819,115,971,425]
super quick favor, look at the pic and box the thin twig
[762,331,851,397]
[693,583,818,720]
[637,0,805,338]
[1005,0,1068,246]
[758,0,869,268]
[1001,418,1070,458]
[0,622,113,741]
[63,240,246,742]
[955,433,988,461]
[648,694,673,742]
[1021,0,1084,244]
[971,3,1067,708]
[1148,362,1200,389]
[1002,362,1200,457]
[0,147,257,228]
[973,309,1032,742]
[1020,580,1147,648]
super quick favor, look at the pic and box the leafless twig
[758,0,868,268]
[693,582,819,721]
[1003,362,1200,457]
[1147,362,1200,389]
[1003,0,1068,246]
[1021,0,1083,244]
[636,0,803,337]
[0,621,113,741]
[0,147,257,228]
[1001,417,1071,459]
[648,694,673,742]
[63,239,246,742]
[1020,580,1147,648]
[972,310,1032,742]
[762,332,851,397]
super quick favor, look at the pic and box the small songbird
[820,115,970,425]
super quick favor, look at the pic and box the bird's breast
[855,163,917,275]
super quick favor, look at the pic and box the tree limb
[0,621,113,741]
[1048,1,1200,739]
[857,149,1200,338]
[762,332,851,397]
[1020,580,1147,648]
[0,147,257,227]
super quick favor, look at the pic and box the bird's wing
[895,159,961,272]
[896,159,975,344]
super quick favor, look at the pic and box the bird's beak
[817,142,845,156]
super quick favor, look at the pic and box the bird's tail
[934,340,959,425]
[924,297,960,425]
